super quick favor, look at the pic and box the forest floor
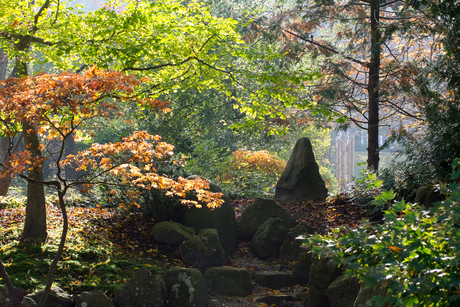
[0,195,367,306]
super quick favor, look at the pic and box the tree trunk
[0,48,12,196]
[21,120,47,243]
[64,132,78,181]
[0,48,7,79]
[0,137,12,196]
[12,59,47,243]
[367,0,381,171]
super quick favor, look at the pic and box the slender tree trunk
[0,48,13,196]
[12,55,47,243]
[0,48,7,79]
[367,0,381,171]
[64,132,78,181]
[0,137,12,196]
[21,121,48,243]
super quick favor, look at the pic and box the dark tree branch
[34,0,51,30]
[283,29,370,68]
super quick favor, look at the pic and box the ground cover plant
[0,195,184,296]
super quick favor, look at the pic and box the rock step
[253,272,306,289]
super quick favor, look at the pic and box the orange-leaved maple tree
[0,66,223,307]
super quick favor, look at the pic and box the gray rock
[253,272,305,289]
[152,221,195,246]
[279,222,314,260]
[326,275,361,307]
[275,137,328,203]
[414,184,442,208]
[1,285,36,307]
[76,290,114,307]
[293,251,314,282]
[29,287,73,307]
[237,198,296,240]
[163,267,207,307]
[113,267,166,307]
[204,267,252,297]
[305,256,342,307]
[293,286,309,301]
[179,228,226,269]
[353,282,388,307]
[250,218,288,259]
[179,178,238,254]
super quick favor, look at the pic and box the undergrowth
[0,201,169,295]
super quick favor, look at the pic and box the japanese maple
[0,66,222,307]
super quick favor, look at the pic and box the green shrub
[305,159,460,307]
[218,149,286,198]
[349,168,385,220]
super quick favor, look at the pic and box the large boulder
[325,274,361,307]
[414,183,443,207]
[305,256,343,307]
[29,287,73,307]
[1,286,36,307]
[76,290,114,307]
[163,267,207,307]
[250,218,288,259]
[279,222,314,260]
[152,221,195,246]
[275,137,328,203]
[204,267,252,297]
[179,228,226,269]
[237,198,296,240]
[113,267,166,307]
[353,282,388,307]
[179,178,238,254]
[293,251,314,282]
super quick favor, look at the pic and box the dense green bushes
[306,159,460,306]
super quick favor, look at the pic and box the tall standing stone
[275,138,328,203]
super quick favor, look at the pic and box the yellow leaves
[230,150,286,175]
[388,245,402,253]
[131,154,140,163]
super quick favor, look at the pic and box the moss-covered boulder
[179,178,238,254]
[29,287,73,307]
[204,267,252,297]
[353,282,388,307]
[152,221,195,246]
[163,267,207,307]
[279,222,314,260]
[305,256,342,307]
[179,228,226,269]
[293,251,314,282]
[113,267,166,307]
[275,137,328,203]
[325,274,361,307]
[237,198,296,240]
[1,286,36,307]
[76,290,114,307]
[250,218,288,259]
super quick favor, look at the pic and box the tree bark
[0,137,12,196]
[367,0,381,171]
[0,48,12,196]
[21,120,48,243]
[12,57,47,243]
[64,132,78,181]
[0,48,7,79]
